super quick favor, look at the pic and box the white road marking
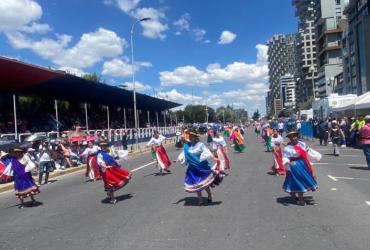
[131,161,156,172]
[366,201,370,206]
[315,163,329,165]
[328,175,370,182]
[341,155,359,157]
[328,175,338,181]
[348,164,368,167]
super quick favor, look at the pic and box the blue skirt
[184,165,222,193]
[283,159,318,193]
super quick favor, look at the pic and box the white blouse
[147,135,166,147]
[81,146,100,157]
[282,141,307,167]
[271,135,283,147]
[212,137,226,150]
[177,142,213,165]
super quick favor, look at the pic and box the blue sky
[0,0,297,114]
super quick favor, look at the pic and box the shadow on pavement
[143,172,172,178]
[101,193,134,204]
[173,197,222,206]
[349,166,369,171]
[276,196,315,206]
[6,200,44,209]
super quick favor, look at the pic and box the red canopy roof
[0,56,65,91]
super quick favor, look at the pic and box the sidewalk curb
[0,140,176,194]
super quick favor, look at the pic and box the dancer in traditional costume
[282,131,318,206]
[97,142,132,204]
[206,128,213,145]
[231,128,245,153]
[175,129,222,206]
[175,131,183,150]
[0,148,40,208]
[255,122,261,138]
[212,130,230,176]
[147,131,171,175]
[265,125,273,152]
[271,129,285,175]
[223,126,230,138]
[80,141,101,181]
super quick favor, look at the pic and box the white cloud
[160,44,269,86]
[102,58,151,77]
[218,30,237,45]
[59,66,86,77]
[115,0,141,12]
[223,83,268,102]
[173,14,208,43]
[157,89,202,103]
[110,0,168,40]
[0,0,42,31]
[191,28,206,42]
[20,22,51,34]
[121,81,151,91]
[173,13,190,34]
[102,58,134,77]
[6,28,126,69]
[132,7,168,40]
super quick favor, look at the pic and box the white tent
[332,92,370,116]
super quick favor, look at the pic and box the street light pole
[130,17,151,149]
[310,66,316,100]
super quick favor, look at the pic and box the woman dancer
[223,126,230,138]
[0,147,40,208]
[265,125,273,152]
[175,129,222,206]
[175,131,183,150]
[212,130,230,176]
[207,128,213,145]
[147,131,171,175]
[97,142,132,204]
[230,128,245,153]
[80,140,101,181]
[271,128,285,175]
[282,131,318,206]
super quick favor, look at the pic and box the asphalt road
[1,130,370,250]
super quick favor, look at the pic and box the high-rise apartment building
[314,0,349,98]
[341,0,370,95]
[267,34,297,115]
[280,74,297,109]
[292,0,319,104]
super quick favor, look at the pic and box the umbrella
[24,134,48,142]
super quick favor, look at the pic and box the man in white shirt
[278,121,285,135]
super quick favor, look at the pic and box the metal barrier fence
[300,122,314,139]
[1,127,181,143]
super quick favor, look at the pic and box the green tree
[297,96,314,111]
[83,73,101,82]
[278,108,294,118]
[252,109,260,120]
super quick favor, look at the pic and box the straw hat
[286,130,299,138]
[98,141,109,147]
[0,151,8,158]
[187,128,201,138]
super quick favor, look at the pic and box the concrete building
[314,0,349,98]
[267,34,297,115]
[292,0,319,104]
[280,74,297,109]
[342,0,370,95]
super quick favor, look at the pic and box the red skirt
[215,147,230,171]
[272,146,285,175]
[102,166,132,192]
[156,145,171,169]
[86,155,101,180]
